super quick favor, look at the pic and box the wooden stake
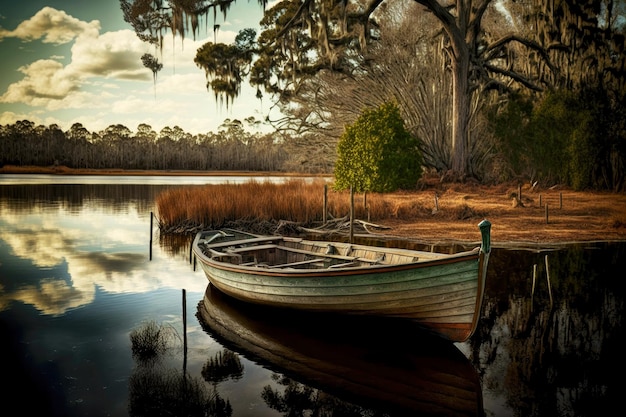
[349,187,354,244]
[149,212,153,260]
[323,184,328,224]
[189,238,193,264]
[182,289,188,373]
[545,203,549,224]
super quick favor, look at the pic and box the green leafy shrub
[490,89,625,190]
[334,102,422,192]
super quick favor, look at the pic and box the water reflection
[1,179,624,417]
[197,284,484,416]
[0,174,299,186]
[467,243,625,416]
[0,183,206,316]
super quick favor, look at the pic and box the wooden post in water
[559,192,563,209]
[545,203,549,224]
[149,212,153,260]
[323,184,328,224]
[189,238,193,265]
[349,187,354,244]
[182,289,188,372]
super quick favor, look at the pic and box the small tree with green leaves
[334,102,422,193]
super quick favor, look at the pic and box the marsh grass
[130,320,180,362]
[156,179,429,233]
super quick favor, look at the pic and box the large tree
[122,0,552,178]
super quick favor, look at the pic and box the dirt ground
[377,182,626,247]
[3,165,625,246]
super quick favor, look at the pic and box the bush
[334,102,422,192]
[490,89,626,190]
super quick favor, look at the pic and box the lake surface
[1,176,624,417]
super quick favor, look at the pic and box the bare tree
[122,0,553,178]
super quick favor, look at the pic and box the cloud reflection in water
[0,192,204,316]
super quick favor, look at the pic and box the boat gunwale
[193,237,481,277]
[196,248,480,278]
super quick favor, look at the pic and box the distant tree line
[0,119,329,174]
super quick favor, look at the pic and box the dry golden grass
[155,179,400,229]
[155,178,626,245]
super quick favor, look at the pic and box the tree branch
[485,34,558,75]
[484,63,543,91]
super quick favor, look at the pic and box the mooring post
[189,238,193,264]
[149,212,153,260]
[559,192,563,209]
[323,184,327,224]
[545,203,549,224]
[349,186,354,244]
[182,288,188,373]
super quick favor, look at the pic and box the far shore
[0,165,328,177]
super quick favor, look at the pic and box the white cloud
[1,59,79,103]
[0,6,100,44]
[0,27,151,109]
[157,72,207,94]
[68,29,150,80]
[0,110,63,128]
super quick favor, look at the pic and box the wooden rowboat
[197,284,484,416]
[192,219,491,342]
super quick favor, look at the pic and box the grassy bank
[155,178,626,244]
[155,179,434,234]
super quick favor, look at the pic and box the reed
[129,320,179,362]
[155,179,429,233]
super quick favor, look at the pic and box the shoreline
[3,165,625,245]
[0,165,326,177]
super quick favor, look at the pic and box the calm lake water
[1,176,624,417]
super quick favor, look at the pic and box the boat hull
[193,222,491,342]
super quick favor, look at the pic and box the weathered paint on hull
[197,250,487,342]
[193,220,491,342]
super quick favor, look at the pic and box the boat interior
[196,230,456,270]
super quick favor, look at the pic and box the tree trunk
[450,38,470,177]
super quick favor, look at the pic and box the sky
[0,0,275,135]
